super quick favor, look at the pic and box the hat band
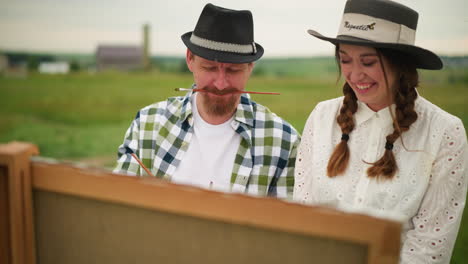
[337,13,415,45]
[190,34,256,54]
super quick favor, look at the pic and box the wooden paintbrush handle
[130,153,154,177]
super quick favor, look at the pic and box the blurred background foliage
[1,54,467,263]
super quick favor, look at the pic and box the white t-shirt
[172,93,241,192]
[294,95,468,263]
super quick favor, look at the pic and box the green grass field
[1,69,467,262]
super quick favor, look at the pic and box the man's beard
[198,87,241,117]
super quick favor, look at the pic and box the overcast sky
[1,0,467,57]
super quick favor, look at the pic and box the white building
[38,62,70,74]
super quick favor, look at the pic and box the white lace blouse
[294,95,468,263]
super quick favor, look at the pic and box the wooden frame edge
[31,160,401,263]
[0,142,39,264]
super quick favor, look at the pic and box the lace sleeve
[293,107,318,203]
[400,118,468,263]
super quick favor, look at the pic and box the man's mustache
[199,87,240,95]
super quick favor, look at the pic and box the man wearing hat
[294,0,467,262]
[114,3,300,199]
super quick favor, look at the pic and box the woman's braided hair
[327,46,419,179]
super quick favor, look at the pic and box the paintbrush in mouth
[175,88,280,95]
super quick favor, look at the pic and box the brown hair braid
[327,46,419,179]
[327,82,358,177]
[366,49,419,179]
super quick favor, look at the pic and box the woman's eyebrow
[360,53,378,58]
[338,50,377,57]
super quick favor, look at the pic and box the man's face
[186,50,254,120]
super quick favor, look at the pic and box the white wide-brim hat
[308,0,443,70]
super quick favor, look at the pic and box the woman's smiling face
[339,44,398,111]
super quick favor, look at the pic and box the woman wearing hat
[293,0,467,262]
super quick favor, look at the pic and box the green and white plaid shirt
[114,89,300,198]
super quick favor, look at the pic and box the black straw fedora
[181,3,264,63]
[308,0,443,70]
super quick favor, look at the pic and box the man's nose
[213,69,229,90]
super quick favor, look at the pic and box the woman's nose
[347,65,365,83]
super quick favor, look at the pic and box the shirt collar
[179,90,194,123]
[178,84,255,127]
[234,94,255,127]
[354,100,396,127]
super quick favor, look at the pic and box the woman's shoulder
[304,97,344,128]
[415,96,464,129]
[414,96,467,153]
[314,96,344,112]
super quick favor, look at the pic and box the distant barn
[96,45,143,71]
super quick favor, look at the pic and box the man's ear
[186,49,194,72]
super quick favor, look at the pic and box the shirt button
[358,197,363,203]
